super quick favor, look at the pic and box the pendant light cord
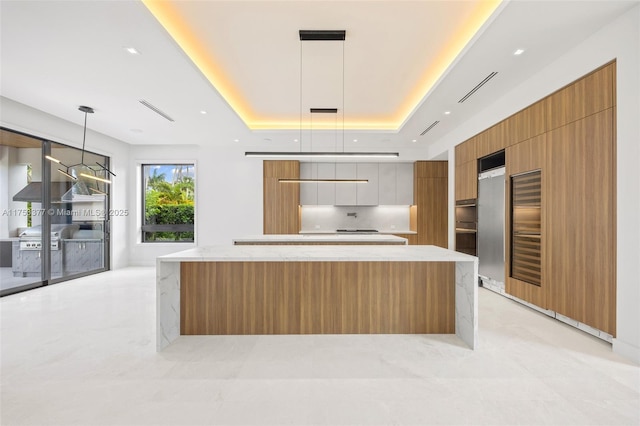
[81,110,88,165]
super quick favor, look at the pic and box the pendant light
[46,106,116,184]
[245,30,399,162]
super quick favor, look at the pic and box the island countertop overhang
[158,244,477,263]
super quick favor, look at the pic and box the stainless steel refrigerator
[477,167,505,292]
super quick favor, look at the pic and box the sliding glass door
[48,141,110,281]
[0,129,45,294]
[0,128,110,296]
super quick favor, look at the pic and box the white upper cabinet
[300,163,336,205]
[335,163,357,205]
[378,163,397,205]
[377,163,414,205]
[356,163,379,206]
[300,162,413,206]
[299,163,317,205]
[316,163,336,205]
[396,163,414,205]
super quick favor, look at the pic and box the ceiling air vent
[420,120,440,136]
[458,71,498,103]
[139,99,175,122]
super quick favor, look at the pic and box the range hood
[12,182,72,202]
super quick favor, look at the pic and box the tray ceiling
[143,0,501,130]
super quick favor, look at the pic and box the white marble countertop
[158,244,477,263]
[233,234,408,244]
[299,230,418,235]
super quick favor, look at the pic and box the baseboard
[483,284,615,344]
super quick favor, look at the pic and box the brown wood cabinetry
[414,161,448,247]
[545,108,616,335]
[455,138,477,165]
[181,261,455,335]
[458,60,616,337]
[414,160,448,178]
[545,62,615,131]
[477,123,506,158]
[455,160,477,201]
[263,160,300,234]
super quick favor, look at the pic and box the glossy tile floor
[1,267,638,425]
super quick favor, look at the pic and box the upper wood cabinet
[414,160,447,178]
[508,102,546,146]
[545,62,615,131]
[263,160,300,234]
[455,160,477,201]
[455,138,478,165]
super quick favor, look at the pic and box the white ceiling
[0,0,636,158]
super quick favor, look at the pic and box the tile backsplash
[300,205,411,233]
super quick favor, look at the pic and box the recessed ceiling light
[412,139,417,143]
[124,47,140,55]
[200,110,207,115]
[353,139,358,142]
[513,49,525,56]
[233,139,240,142]
[444,111,451,115]
[293,139,298,142]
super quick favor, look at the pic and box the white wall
[0,97,131,269]
[428,6,640,363]
[127,144,264,266]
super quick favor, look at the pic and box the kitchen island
[233,234,408,245]
[157,245,478,351]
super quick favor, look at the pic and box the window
[142,164,195,242]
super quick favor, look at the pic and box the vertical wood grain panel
[425,262,456,333]
[414,162,448,247]
[455,137,478,165]
[545,109,615,335]
[263,160,300,234]
[416,176,448,247]
[544,62,615,131]
[181,261,455,335]
[455,160,478,201]
[414,160,448,178]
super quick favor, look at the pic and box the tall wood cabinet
[263,160,300,234]
[545,109,616,335]
[414,161,448,247]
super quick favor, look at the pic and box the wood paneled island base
[180,261,454,335]
[157,245,478,351]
